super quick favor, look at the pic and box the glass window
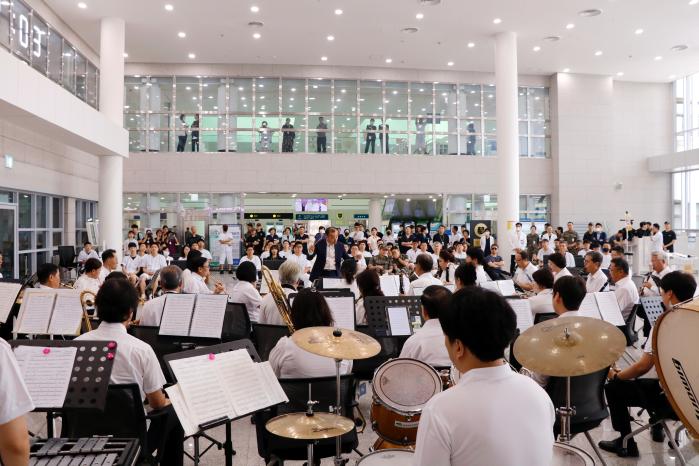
[52,197,62,228]
[30,13,48,74]
[410,83,433,117]
[0,0,10,49]
[256,77,279,116]
[36,230,47,249]
[75,52,86,101]
[61,41,76,93]
[124,77,143,112]
[435,83,457,118]
[52,231,62,248]
[384,81,408,116]
[19,232,31,250]
[201,77,224,112]
[306,79,330,113]
[529,88,549,121]
[310,116,331,153]
[229,78,252,114]
[19,193,31,228]
[46,30,62,83]
[459,84,481,118]
[483,85,496,118]
[360,80,383,116]
[175,76,199,114]
[35,194,47,228]
[86,61,98,107]
[334,80,357,114]
[0,190,14,203]
[11,0,31,61]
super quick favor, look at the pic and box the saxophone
[261,266,295,333]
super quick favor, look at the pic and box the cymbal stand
[306,384,318,466]
[333,328,349,466]
[557,328,575,443]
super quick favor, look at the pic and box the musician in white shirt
[527,268,555,315]
[218,224,235,274]
[584,251,609,293]
[437,250,457,285]
[278,240,292,259]
[453,242,467,260]
[258,261,299,326]
[77,241,99,265]
[513,251,538,292]
[286,241,312,286]
[609,257,639,319]
[400,285,452,367]
[413,287,555,466]
[465,247,491,285]
[99,249,119,283]
[536,238,555,264]
[74,258,102,295]
[548,253,572,283]
[239,245,262,272]
[0,337,34,465]
[140,266,181,326]
[270,289,352,377]
[138,243,167,298]
[36,263,60,289]
[649,223,664,253]
[408,254,442,296]
[638,252,672,335]
[229,261,262,322]
[182,256,225,295]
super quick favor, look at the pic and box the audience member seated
[484,245,505,272]
[230,261,262,322]
[354,268,384,325]
[408,254,442,295]
[140,265,182,326]
[399,285,453,367]
[465,247,491,285]
[182,255,225,295]
[121,242,141,285]
[584,251,608,293]
[610,246,629,274]
[437,250,457,285]
[536,238,555,264]
[269,289,352,377]
[240,245,262,272]
[527,268,555,315]
[138,243,167,299]
[609,257,639,320]
[77,241,99,266]
[557,241,576,268]
[258,261,300,326]
[547,253,571,283]
[74,258,102,294]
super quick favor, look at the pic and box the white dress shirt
[142,254,167,274]
[408,271,443,296]
[553,267,572,282]
[509,231,527,251]
[601,253,612,269]
[218,232,234,249]
[269,336,352,378]
[229,280,262,322]
[413,363,555,466]
[182,272,212,294]
[564,252,576,268]
[324,242,336,270]
[513,262,537,287]
[122,254,142,274]
[286,253,310,271]
[200,248,213,260]
[536,247,555,263]
[98,266,113,283]
[74,274,100,294]
[614,275,639,319]
[406,248,420,263]
[355,297,367,325]
[586,269,609,293]
[351,231,365,243]
[475,265,491,285]
[384,233,397,245]
[641,267,671,296]
[541,233,557,242]
[239,254,262,271]
[367,235,380,252]
[449,233,463,245]
[438,263,457,284]
[139,293,170,327]
[399,319,451,367]
[528,289,554,315]
[650,231,664,253]
[77,249,99,263]
[76,322,166,400]
[0,338,35,425]
[641,326,658,379]
[258,287,295,326]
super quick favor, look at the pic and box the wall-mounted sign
[244,212,294,220]
[354,214,369,219]
[296,213,329,220]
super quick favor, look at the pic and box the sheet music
[578,293,601,319]
[594,292,625,326]
[497,280,517,297]
[322,278,349,289]
[165,384,200,437]
[480,281,501,294]
[641,296,665,326]
[411,286,425,297]
[190,294,227,338]
[379,275,400,296]
[0,282,21,324]
[259,269,280,295]
[508,299,534,332]
[257,361,289,405]
[169,355,234,425]
[216,349,271,416]
[387,306,411,336]
[326,296,356,330]
[13,346,76,408]
[159,294,196,336]
[16,291,55,334]
[47,291,83,335]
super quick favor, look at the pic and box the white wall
[551,73,672,231]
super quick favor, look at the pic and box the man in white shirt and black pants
[584,251,609,292]
[400,285,452,367]
[408,254,443,296]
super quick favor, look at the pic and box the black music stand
[163,339,269,466]
[262,259,286,270]
[10,339,117,438]
[363,295,422,337]
[30,438,139,466]
[171,260,188,271]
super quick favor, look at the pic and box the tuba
[261,265,295,334]
[79,290,96,332]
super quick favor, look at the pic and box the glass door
[0,204,17,279]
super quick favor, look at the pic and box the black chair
[144,269,162,300]
[171,260,188,271]
[223,302,252,342]
[252,323,290,361]
[253,375,359,464]
[58,246,76,272]
[546,368,610,465]
[622,304,641,346]
[263,259,286,270]
[61,383,171,465]
[508,329,522,372]
[574,255,585,268]
[534,313,558,324]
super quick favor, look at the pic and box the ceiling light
[594,50,603,56]
[385,58,392,63]
[250,5,259,12]
[401,27,419,34]
[321,56,328,61]
[188,53,196,59]
[578,9,602,17]
[327,35,335,41]
[77,2,87,8]
[164,3,173,11]
[634,28,644,35]
[177,31,186,38]
[616,72,624,76]
[690,0,698,5]
[406,198,411,202]
[415,12,424,19]
[565,23,575,29]
[467,42,475,48]
[253,32,262,39]
[654,55,663,61]
[562,68,570,72]
[533,46,541,52]
[671,44,689,52]
[669,74,677,79]
[122,52,128,58]
[493,18,502,24]
[447,61,454,66]
[334,8,343,15]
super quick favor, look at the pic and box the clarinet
[399,271,405,295]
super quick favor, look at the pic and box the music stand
[262,259,286,270]
[364,295,422,337]
[10,339,117,438]
[171,260,188,271]
[640,296,665,327]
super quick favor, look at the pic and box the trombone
[61,283,94,333]
[261,265,295,334]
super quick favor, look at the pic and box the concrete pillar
[98,17,125,258]
[368,198,383,230]
[495,31,520,262]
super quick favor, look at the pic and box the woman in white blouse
[281,227,294,245]
[229,261,262,322]
[269,289,352,378]
[437,250,457,285]
[527,268,555,315]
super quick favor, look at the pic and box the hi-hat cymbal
[513,316,626,377]
[266,412,355,440]
[291,326,381,360]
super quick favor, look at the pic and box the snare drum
[356,449,414,465]
[552,442,595,465]
[370,358,442,445]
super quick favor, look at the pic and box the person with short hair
[183,256,225,295]
[100,249,119,283]
[399,285,453,366]
[557,241,576,268]
[408,254,442,296]
[527,268,555,315]
[308,227,350,281]
[609,257,639,319]
[218,224,235,275]
[77,241,99,265]
[662,221,676,253]
[140,265,182,326]
[229,261,262,322]
[584,251,608,292]
[74,258,102,295]
[466,247,491,285]
[239,245,262,272]
[0,336,34,466]
[413,287,555,465]
[547,252,571,283]
[513,250,537,291]
[454,263,477,290]
[121,242,141,285]
[258,261,300,326]
[197,239,212,260]
[649,223,663,253]
[138,243,167,298]
[37,263,60,289]
[536,238,555,264]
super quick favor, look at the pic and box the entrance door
[0,204,17,279]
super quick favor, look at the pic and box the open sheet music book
[322,278,350,290]
[259,269,280,295]
[578,292,625,326]
[14,289,83,335]
[480,280,517,296]
[159,293,227,338]
[13,346,77,409]
[379,275,410,296]
[508,299,534,332]
[0,282,22,324]
[166,350,288,436]
[325,296,356,330]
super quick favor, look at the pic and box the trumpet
[261,265,294,334]
[79,290,96,332]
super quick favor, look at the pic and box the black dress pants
[364,138,375,153]
[604,378,667,436]
[317,137,327,153]
[147,405,185,466]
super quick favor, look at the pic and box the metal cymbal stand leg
[306,383,318,466]
[334,355,348,465]
[557,375,575,443]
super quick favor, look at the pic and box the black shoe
[651,423,666,442]
[598,438,640,457]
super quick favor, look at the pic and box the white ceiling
[44,0,699,82]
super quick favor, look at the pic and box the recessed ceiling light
[565,23,575,29]
[493,18,502,24]
[188,53,196,59]
[654,55,663,61]
[177,31,186,38]
[416,12,424,19]
[164,4,173,11]
[250,5,259,12]
[327,35,335,41]
[562,68,570,73]
[616,72,624,76]
[321,56,328,61]
[77,2,87,8]
[467,41,475,48]
[671,44,689,52]
[690,0,698,5]
[447,61,454,66]
[385,58,392,63]
[406,198,411,202]
[578,8,602,17]
[634,28,644,35]
[594,50,603,56]
[252,32,261,39]
[334,8,343,15]
[122,52,129,58]
[669,74,677,79]
[533,45,541,52]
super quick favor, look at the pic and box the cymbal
[265,412,355,440]
[513,316,626,377]
[291,326,381,360]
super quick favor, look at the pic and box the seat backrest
[262,259,286,270]
[223,302,251,342]
[278,375,355,416]
[623,304,641,346]
[58,246,76,268]
[534,313,558,324]
[252,323,290,361]
[546,368,609,430]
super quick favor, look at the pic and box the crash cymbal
[513,316,626,377]
[265,412,355,440]
[291,326,381,360]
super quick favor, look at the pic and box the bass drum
[653,298,699,440]
[552,442,595,465]
[373,437,416,451]
[356,449,414,465]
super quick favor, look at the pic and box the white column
[495,31,520,263]
[98,17,125,257]
[368,198,383,230]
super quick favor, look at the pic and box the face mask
[602,248,609,253]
